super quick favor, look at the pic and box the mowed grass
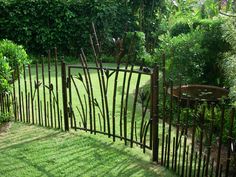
[0,122,177,177]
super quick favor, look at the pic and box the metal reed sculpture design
[3,24,236,177]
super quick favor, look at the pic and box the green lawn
[0,122,177,177]
[15,62,153,145]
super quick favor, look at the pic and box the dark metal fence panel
[9,47,236,177]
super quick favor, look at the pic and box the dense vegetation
[0,40,29,93]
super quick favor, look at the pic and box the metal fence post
[152,65,159,162]
[61,61,69,131]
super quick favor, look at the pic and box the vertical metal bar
[41,58,47,127]
[130,65,143,147]
[210,158,214,177]
[36,62,41,125]
[202,155,206,177]
[124,65,134,145]
[68,67,73,129]
[120,63,128,139]
[167,80,173,168]
[89,34,106,133]
[21,91,25,122]
[219,164,223,177]
[152,65,159,162]
[23,65,28,122]
[185,146,189,177]
[112,64,120,141]
[28,65,34,124]
[215,106,225,177]
[27,92,30,122]
[143,120,151,153]
[172,137,175,169]
[161,53,166,165]
[81,50,96,134]
[71,77,87,129]
[175,76,182,171]
[189,101,198,177]
[54,47,60,128]
[193,152,198,177]
[79,54,93,133]
[17,66,22,121]
[61,61,69,131]
[197,106,205,177]
[181,100,189,177]
[205,104,215,177]
[53,97,57,128]
[48,50,53,127]
[225,108,235,177]
[12,73,17,121]
[164,134,168,166]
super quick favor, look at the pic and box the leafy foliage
[155,18,229,85]
[0,39,29,92]
[0,0,135,56]
[123,31,151,64]
[221,17,236,105]
[0,112,11,124]
[0,53,11,92]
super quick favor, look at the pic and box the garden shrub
[0,112,11,124]
[0,53,11,92]
[170,21,191,37]
[123,31,151,64]
[0,0,135,56]
[155,18,229,85]
[0,39,29,92]
[221,17,236,105]
[156,30,207,84]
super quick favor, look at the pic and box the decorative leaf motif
[74,73,83,82]
[93,98,99,107]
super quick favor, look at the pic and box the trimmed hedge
[0,0,135,56]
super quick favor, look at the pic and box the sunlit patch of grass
[0,122,177,177]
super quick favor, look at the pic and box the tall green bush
[0,39,29,92]
[155,18,229,85]
[0,0,135,56]
[221,18,236,105]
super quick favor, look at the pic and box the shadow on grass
[0,123,175,177]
